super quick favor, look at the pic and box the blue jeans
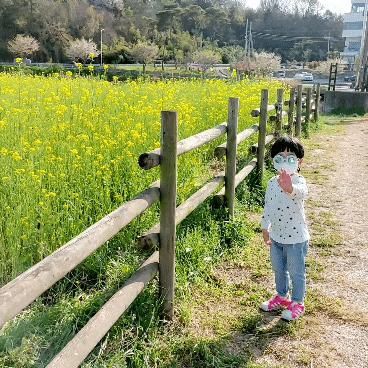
[270,239,309,303]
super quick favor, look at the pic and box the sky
[244,0,351,15]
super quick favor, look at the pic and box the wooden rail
[0,182,160,329]
[47,252,159,368]
[0,84,321,367]
[214,158,257,206]
[251,104,275,117]
[251,134,276,154]
[139,122,227,170]
[214,124,258,159]
[138,174,225,249]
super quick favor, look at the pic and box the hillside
[0,0,343,63]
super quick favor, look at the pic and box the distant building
[342,0,368,67]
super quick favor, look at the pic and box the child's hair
[270,136,304,159]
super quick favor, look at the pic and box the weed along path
[184,119,368,368]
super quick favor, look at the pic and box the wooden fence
[0,83,321,367]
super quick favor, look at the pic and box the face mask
[273,153,299,174]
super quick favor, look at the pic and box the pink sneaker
[281,301,305,321]
[260,295,291,312]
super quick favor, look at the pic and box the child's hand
[262,229,272,246]
[277,169,293,194]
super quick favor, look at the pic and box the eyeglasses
[273,153,298,165]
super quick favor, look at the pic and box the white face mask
[273,153,299,174]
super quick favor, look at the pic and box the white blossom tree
[8,34,40,59]
[192,49,222,71]
[65,38,99,63]
[315,58,345,74]
[235,51,281,77]
[129,42,159,73]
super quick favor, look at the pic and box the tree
[290,40,314,67]
[315,58,345,74]
[0,0,343,63]
[295,0,323,15]
[7,34,40,59]
[65,38,99,63]
[260,0,288,13]
[129,42,159,73]
[221,46,244,64]
[192,49,221,70]
[180,5,206,34]
[235,52,281,77]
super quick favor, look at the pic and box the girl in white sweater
[260,136,309,321]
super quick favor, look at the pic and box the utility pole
[249,21,254,58]
[327,32,330,57]
[357,6,368,91]
[100,28,104,66]
[244,19,249,58]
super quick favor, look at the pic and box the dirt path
[254,120,368,368]
[185,120,368,368]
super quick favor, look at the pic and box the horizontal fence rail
[47,251,159,368]
[214,124,259,159]
[0,84,321,367]
[214,158,258,206]
[251,104,276,117]
[0,182,160,329]
[138,174,225,249]
[139,122,227,170]
[251,134,276,154]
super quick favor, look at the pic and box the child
[260,136,309,321]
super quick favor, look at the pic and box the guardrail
[0,83,321,367]
[0,62,232,69]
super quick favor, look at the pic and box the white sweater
[261,174,310,244]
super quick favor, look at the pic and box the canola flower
[0,73,284,284]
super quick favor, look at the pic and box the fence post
[159,111,177,320]
[288,87,295,136]
[276,88,284,136]
[225,98,239,218]
[257,89,268,183]
[304,87,312,137]
[314,83,320,122]
[295,84,303,137]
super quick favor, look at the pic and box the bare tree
[260,0,290,12]
[294,0,323,15]
[65,38,99,63]
[8,34,40,59]
[129,42,159,73]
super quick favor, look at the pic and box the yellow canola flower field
[0,73,283,284]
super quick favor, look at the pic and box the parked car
[276,70,286,78]
[344,75,356,82]
[294,72,313,81]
